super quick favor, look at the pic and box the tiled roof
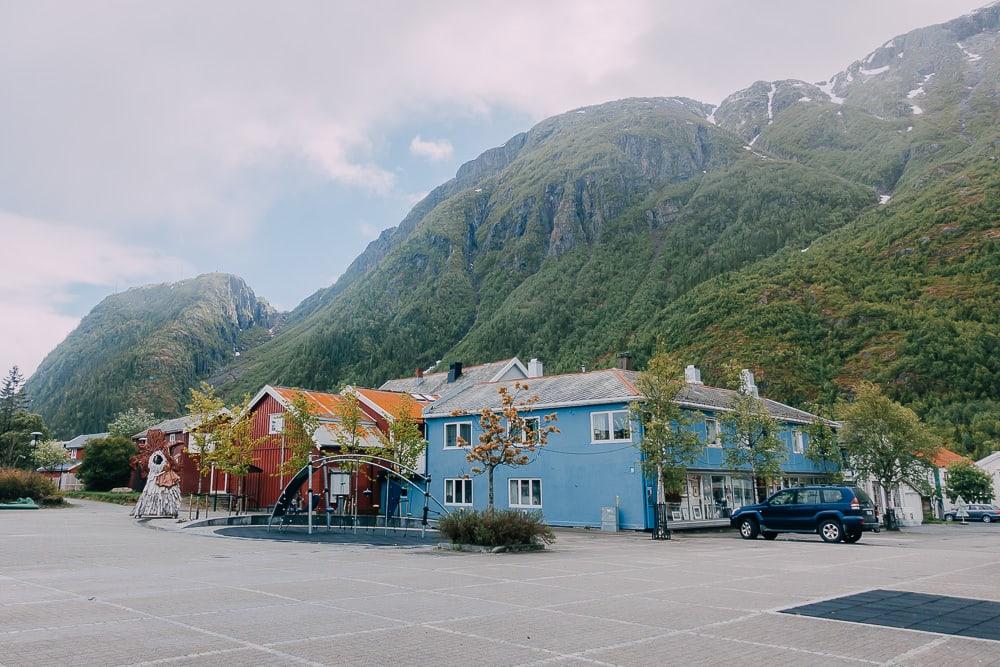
[379,358,523,396]
[37,461,82,473]
[424,368,642,416]
[353,387,432,421]
[272,386,345,419]
[931,447,969,468]
[63,433,108,449]
[424,366,825,424]
[135,415,197,439]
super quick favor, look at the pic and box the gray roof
[135,415,197,439]
[37,461,82,473]
[425,368,643,416]
[63,432,108,450]
[380,358,524,397]
[424,366,824,424]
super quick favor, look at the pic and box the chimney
[527,358,543,378]
[447,361,463,383]
[739,369,759,397]
[415,367,423,378]
[617,352,633,371]
[684,365,702,384]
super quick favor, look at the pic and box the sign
[329,471,351,496]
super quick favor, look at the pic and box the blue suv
[730,485,880,543]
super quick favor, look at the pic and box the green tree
[107,407,158,439]
[630,353,703,515]
[33,440,70,470]
[0,366,27,436]
[840,382,938,514]
[460,382,558,509]
[804,404,844,482]
[374,394,428,473]
[78,436,136,490]
[721,372,786,503]
[279,392,320,477]
[0,410,49,469]
[945,461,994,504]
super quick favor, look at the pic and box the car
[944,504,1000,523]
[730,485,880,544]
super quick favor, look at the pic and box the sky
[0,0,988,377]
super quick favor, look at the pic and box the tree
[33,440,70,470]
[78,436,136,490]
[629,353,703,528]
[840,382,938,518]
[804,404,844,482]
[279,392,320,477]
[0,410,48,469]
[107,407,158,439]
[375,394,427,473]
[721,372,786,503]
[333,393,367,453]
[0,366,27,437]
[945,461,994,504]
[186,383,228,496]
[459,382,558,509]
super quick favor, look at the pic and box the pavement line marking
[883,636,950,665]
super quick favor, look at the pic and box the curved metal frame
[269,453,450,536]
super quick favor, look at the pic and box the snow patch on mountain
[956,42,982,62]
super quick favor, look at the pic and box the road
[2,500,999,665]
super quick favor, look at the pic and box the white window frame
[508,478,543,508]
[443,422,473,449]
[444,478,473,506]
[705,418,721,447]
[507,415,541,445]
[792,430,805,454]
[591,410,631,444]
[268,413,284,435]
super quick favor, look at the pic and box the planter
[438,542,545,553]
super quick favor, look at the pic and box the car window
[769,490,796,506]
[852,488,874,505]
[822,489,845,503]
[796,489,822,504]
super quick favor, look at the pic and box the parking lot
[2,501,1000,666]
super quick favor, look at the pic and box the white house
[976,451,1000,504]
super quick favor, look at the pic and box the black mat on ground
[782,589,1000,640]
[215,525,440,547]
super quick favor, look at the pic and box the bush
[438,509,555,547]
[78,436,136,491]
[0,468,60,503]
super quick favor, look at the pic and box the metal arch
[268,453,451,534]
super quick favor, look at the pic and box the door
[760,489,798,529]
[789,488,822,530]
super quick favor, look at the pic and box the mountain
[26,273,278,437]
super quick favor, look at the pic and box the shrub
[438,509,555,546]
[0,467,59,503]
[78,436,136,491]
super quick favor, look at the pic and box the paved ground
[2,501,1000,666]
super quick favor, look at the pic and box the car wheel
[739,517,759,540]
[983,515,992,523]
[945,514,954,521]
[843,530,862,544]
[762,531,778,540]
[819,519,843,543]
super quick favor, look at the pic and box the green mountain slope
[26,273,278,437]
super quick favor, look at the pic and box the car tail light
[851,497,861,510]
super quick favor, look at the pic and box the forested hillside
[26,274,278,437]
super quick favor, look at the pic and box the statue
[132,430,183,518]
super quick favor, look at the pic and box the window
[705,418,721,447]
[591,410,631,443]
[168,433,177,444]
[796,489,821,504]
[444,422,473,449]
[508,416,540,444]
[822,489,845,503]
[268,413,284,435]
[769,490,796,506]
[509,478,542,508]
[792,430,805,454]
[444,478,473,505]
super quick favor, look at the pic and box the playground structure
[268,454,450,537]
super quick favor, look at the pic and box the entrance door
[759,489,798,529]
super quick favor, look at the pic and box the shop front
[664,471,833,524]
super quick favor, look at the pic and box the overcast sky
[0,0,987,377]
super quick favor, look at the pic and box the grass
[64,490,140,505]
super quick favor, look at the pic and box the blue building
[386,358,834,530]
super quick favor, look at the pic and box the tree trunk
[656,464,666,504]
[487,465,495,510]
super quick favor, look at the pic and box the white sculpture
[132,430,183,518]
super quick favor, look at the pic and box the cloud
[409,135,454,162]
[0,211,193,376]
